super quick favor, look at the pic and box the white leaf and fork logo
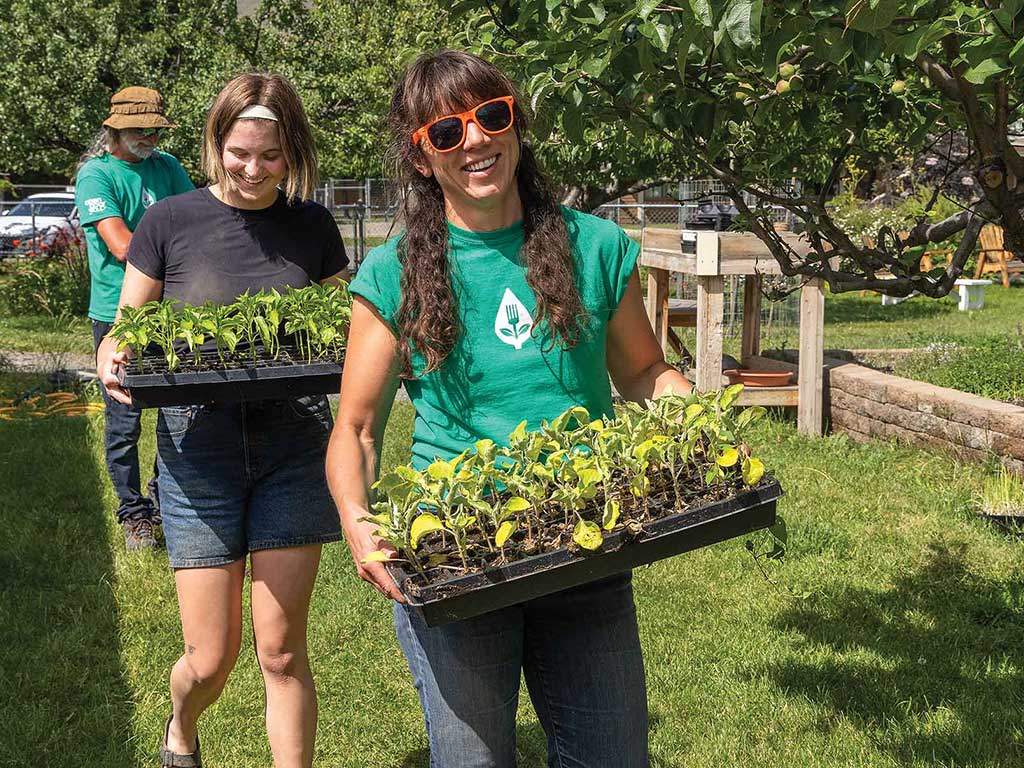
[494,288,532,350]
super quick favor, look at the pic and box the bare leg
[165,560,246,754]
[250,544,323,768]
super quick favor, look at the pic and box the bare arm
[95,264,164,405]
[320,268,351,286]
[94,217,133,262]
[606,269,693,402]
[326,296,405,601]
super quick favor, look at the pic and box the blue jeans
[155,396,342,568]
[92,320,159,522]
[394,573,649,768]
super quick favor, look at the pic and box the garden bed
[388,476,782,626]
[119,344,344,407]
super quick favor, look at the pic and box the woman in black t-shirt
[96,73,347,768]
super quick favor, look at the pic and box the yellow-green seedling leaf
[602,499,621,531]
[572,520,604,551]
[426,459,454,480]
[474,438,497,461]
[546,450,568,468]
[361,550,394,563]
[505,496,532,513]
[705,463,722,485]
[742,457,765,485]
[720,383,744,409]
[362,512,392,527]
[568,405,590,425]
[630,474,650,498]
[532,464,554,482]
[717,446,739,467]
[425,553,449,567]
[736,405,767,428]
[510,419,529,443]
[495,520,517,547]
[588,419,605,432]
[395,465,421,483]
[410,513,444,549]
[684,403,705,422]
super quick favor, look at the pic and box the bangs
[404,52,519,126]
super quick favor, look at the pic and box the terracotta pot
[723,368,794,387]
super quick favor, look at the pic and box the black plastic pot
[388,478,783,627]
[119,345,344,408]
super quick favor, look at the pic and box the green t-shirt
[75,151,194,321]
[350,206,639,469]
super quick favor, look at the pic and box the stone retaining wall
[825,358,1024,475]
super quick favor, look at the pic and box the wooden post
[646,267,670,352]
[740,275,762,367]
[797,277,825,435]
[696,275,724,392]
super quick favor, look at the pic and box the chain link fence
[312,179,403,270]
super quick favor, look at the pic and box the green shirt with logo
[350,206,638,469]
[75,150,194,321]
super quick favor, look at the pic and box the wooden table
[640,230,827,436]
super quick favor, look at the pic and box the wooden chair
[974,224,1024,288]
[639,227,698,358]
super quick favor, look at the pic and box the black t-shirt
[128,187,348,306]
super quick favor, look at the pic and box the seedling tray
[388,477,783,627]
[119,346,344,408]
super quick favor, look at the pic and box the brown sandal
[159,715,202,768]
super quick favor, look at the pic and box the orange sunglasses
[411,96,516,153]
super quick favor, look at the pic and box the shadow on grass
[0,415,137,766]
[764,540,1024,764]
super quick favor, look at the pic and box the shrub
[0,230,90,318]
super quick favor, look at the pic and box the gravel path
[1,348,95,374]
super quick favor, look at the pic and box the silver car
[0,192,81,257]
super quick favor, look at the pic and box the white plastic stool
[954,278,988,311]
[881,292,915,306]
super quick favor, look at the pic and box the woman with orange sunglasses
[327,49,691,767]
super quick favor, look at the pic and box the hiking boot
[123,516,158,552]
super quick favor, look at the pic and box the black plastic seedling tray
[388,477,783,627]
[119,346,344,408]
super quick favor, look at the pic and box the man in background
[75,86,194,551]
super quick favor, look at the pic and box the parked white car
[0,192,80,256]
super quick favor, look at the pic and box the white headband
[237,104,279,122]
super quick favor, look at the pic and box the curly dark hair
[386,49,587,378]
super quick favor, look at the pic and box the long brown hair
[387,50,587,378]
[201,72,318,203]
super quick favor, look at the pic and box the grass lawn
[664,281,1024,368]
[2,390,1022,767]
[0,312,92,355]
[823,283,1024,350]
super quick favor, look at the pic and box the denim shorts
[155,395,341,568]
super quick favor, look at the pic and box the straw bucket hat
[102,86,177,130]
